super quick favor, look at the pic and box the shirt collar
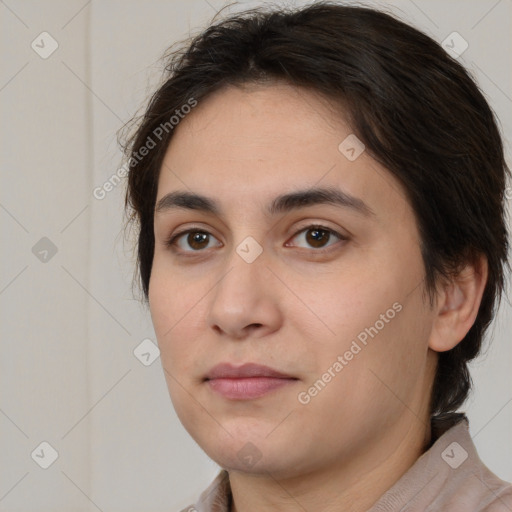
[187,413,503,512]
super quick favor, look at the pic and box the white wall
[1,1,510,510]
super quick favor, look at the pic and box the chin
[189,421,310,477]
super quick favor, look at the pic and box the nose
[207,252,283,340]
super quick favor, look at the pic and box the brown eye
[166,229,221,252]
[305,228,331,248]
[187,232,209,250]
[289,225,345,250]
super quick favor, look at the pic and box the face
[149,83,438,479]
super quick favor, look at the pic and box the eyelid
[285,224,347,251]
[165,225,222,251]
[165,223,348,253]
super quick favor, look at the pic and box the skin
[149,83,487,512]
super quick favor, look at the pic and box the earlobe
[428,256,488,353]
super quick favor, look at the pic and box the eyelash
[164,224,347,254]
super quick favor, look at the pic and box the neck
[229,415,432,512]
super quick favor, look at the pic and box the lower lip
[206,377,296,400]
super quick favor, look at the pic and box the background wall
[1,1,511,510]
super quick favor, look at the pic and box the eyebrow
[154,186,375,217]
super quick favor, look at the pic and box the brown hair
[120,2,510,416]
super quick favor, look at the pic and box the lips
[205,362,294,380]
[204,363,298,400]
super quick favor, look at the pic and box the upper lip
[205,363,296,380]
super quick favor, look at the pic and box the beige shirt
[181,415,512,511]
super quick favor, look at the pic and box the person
[120,2,512,510]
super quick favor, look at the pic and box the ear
[428,255,488,353]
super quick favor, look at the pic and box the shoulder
[429,417,512,511]
[179,470,231,512]
[371,416,512,511]
[478,482,512,511]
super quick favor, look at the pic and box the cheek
[148,270,174,341]
[294,264,395,345]
[148,265,200,366]
[298,249,429,385]
[348,287,433,411]
[149,254,197,327]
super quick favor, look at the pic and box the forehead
[156,83,408,222]
[165,82,347,162]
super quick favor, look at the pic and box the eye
[287,225,346,250]
[165,224,346,254]
[166,229,222,252]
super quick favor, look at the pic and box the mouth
[204,362,299,400]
